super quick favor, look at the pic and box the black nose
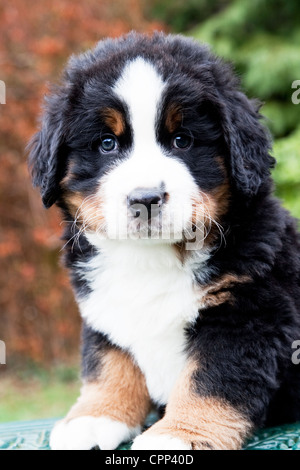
[128,188,166,219]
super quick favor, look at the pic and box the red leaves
[0,0,165,365]
[0,232,22,259]
[32,37,65,57]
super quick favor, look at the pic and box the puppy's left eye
[99,135,118,153]
[172,133,193,150]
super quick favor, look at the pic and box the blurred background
[0,0,299,423]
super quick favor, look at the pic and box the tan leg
[132,361,252,450]
[51,348,151,450]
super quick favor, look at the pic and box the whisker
[191,191,226,249]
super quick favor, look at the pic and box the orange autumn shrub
[0,0,165,365]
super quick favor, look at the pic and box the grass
[0,363,81,423]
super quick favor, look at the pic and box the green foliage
[272,126,300,219]
[152,0,300,217]
[236,35,300,100]
[191,0,300,44]
[262,102,300,138]
[144,0,230,32]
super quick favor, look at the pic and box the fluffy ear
[221,91,275,196]
[28,94,68,208]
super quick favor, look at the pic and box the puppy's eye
[99,135,118,153]
[172,134,193,150]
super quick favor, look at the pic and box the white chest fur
[78,239,207,405]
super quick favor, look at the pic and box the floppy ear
[221,91,275,196]
[28,94,68,208]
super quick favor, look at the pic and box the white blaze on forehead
[113,57,165,149]
[98,55,200,241]
[78,60,211,405]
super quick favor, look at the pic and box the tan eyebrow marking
[165,104,182,133]
[102,108,125,136]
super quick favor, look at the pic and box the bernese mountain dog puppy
[28,32,300,450]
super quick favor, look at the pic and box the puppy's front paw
[50,416,140,450]
[131,432,191,450]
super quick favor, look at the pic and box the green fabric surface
[0,413,300,450]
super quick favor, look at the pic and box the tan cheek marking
[207,157,230,225]
[64,191,85,217]
[191,182,230,237]
[65,349,151,428]
[146,361,252,450]
[174,157,230,260]
[165,105,182,134]
[60,160,77,188]
[63,188,105,232]
[102,108,125,136]
[173,183,230,263]
[210,181,231,220]
[199,273,252,309]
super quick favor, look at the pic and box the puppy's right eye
[99,135,118,153]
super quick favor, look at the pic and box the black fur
[81,323,111,380]
[29,32,300,445]
[28,32,274,207]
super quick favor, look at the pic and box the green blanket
[0,414,300,450]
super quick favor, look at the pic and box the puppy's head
[29,32,274,248]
